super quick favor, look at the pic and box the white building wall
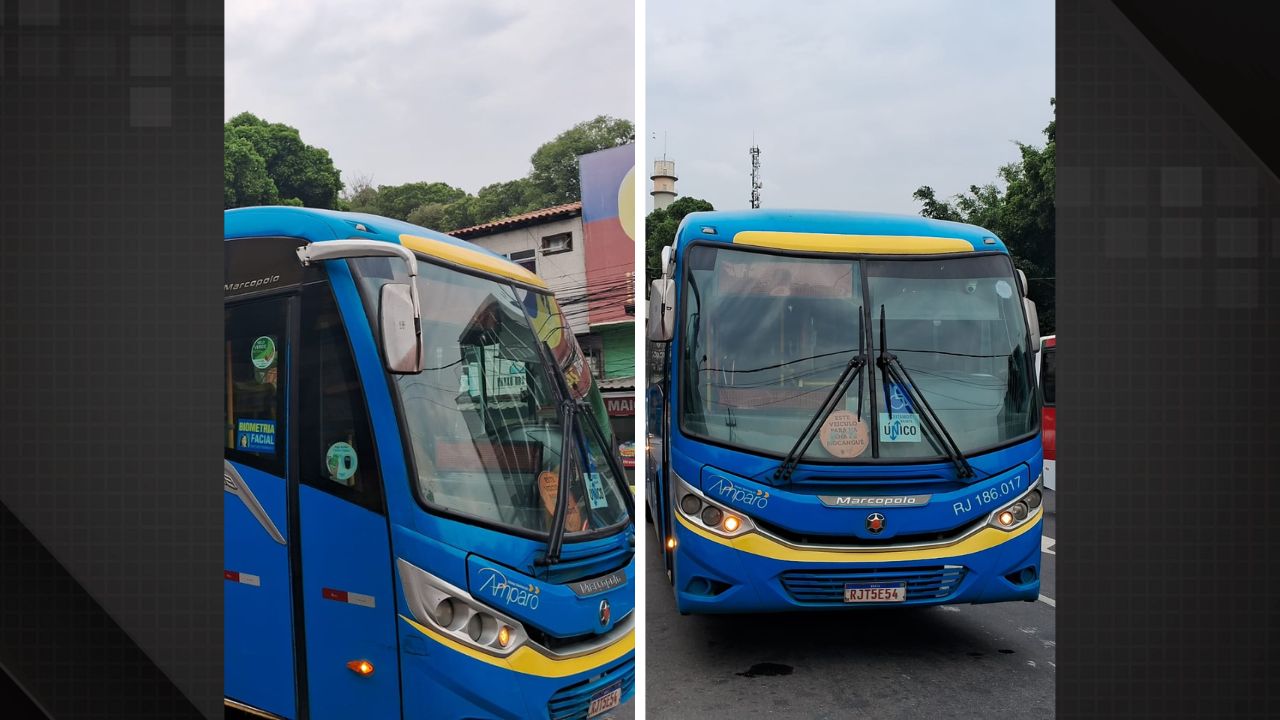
[464,216,590,336]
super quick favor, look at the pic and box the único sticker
[819,410,870,458]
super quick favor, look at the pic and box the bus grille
[547,657,634,720]
[779,565,967,604]
[543,543,632,585]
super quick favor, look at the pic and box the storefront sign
[605,397,635,416]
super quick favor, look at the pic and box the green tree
[530,116,635,204]
[914,99,1055,333]
[224,132,279,208]
[405,202,449,231]
[645,197,715,286]
[339,173,378,213]
[473,178,551,221]
[224,113,343,209]
[370,181,468,221]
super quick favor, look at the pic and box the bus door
[645,343,674,581]
[294,282,401,719]
[226,236,400,719]
[224,294,298,717]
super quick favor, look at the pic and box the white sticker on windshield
[879,413,923,443]
[995,280,1013,299]
[585,472,608,509]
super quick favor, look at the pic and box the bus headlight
[700,506,723,527]
[988,475,1044,532]
[1025,488,1042,509]
[681,494,703,515]
[396,559,529,657]
[432,598,456,628]
[672,472,754,538]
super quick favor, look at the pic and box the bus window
[1041,346,1056,406]
[225,297,289,476]
[299,285,384,514]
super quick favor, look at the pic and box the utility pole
[749,142,762,209]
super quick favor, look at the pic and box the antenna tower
[749,143,762,209]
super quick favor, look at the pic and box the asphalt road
[645,490,1056,719]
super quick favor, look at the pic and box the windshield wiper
[774,306,867,484]
[533,340,633,567]
[876,305,976,479]
[538,397,576,566]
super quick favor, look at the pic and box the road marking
[1038,594,1056,607]
[1041,535,1056,555]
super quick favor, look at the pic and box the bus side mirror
[1016,269,1029,296]
[660,245,674,280]
[380,283,424,373]
[296,239,425,373]
[1023,297,1040,355]
[647,279,675,342]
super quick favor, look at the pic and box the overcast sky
[226,0,633,193]
[647,0,1054,214]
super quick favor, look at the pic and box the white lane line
[1041,535,1056,555]
[1038,594,1056,607]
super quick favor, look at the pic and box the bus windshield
[679,244,1036,463]
[354,257,630,539]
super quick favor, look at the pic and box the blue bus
[225,207,634,719]
[645,210,1042,614]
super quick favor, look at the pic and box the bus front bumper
[671,510,1043,614]
[399,616,635,719]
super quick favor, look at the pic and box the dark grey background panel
[1059,1,1280,717]
[0,1,222,717]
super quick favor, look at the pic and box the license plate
[843,582,907,603]
[586,681,623,718]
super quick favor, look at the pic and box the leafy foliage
[223,113,343,209]
[351,181,468,220]
[225,113,634,232]
[645,197,715,286]
[224,131,278,208]
[914,99,1056,333]
[529,116,635,204]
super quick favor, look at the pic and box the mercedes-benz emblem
[866,512,886,534]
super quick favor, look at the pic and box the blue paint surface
[226,206,637,718]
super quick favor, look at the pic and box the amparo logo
[477,567,540,610]
[705,476,769,509]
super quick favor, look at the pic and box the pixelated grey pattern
[0,0,222,716]
[1060,1,1280,717]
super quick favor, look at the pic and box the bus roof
[224,205,545,288]
[673,209,1008,255]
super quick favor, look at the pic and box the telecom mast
[749,143,762,209]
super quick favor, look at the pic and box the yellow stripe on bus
[675,508,1041,563]
[399,615,634,678]
[399,234,548,288]
[733,231,974,255]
